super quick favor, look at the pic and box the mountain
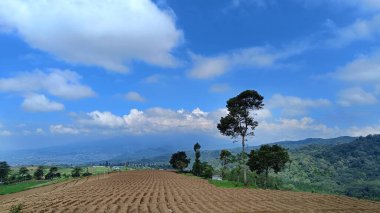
[277,134,380,200]
[0,133,233,165]
[123,136,356,165]
[0,136,356,166]
[124,135,380,200]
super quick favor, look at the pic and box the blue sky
[1,0,380,150]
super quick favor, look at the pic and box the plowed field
[1,170,379,212]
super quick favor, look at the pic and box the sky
[1,0,380,151]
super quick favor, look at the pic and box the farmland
[1,170,379,212]
[0,166,117,195]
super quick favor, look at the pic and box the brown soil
[0,170,379,212]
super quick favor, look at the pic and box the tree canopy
[0,161,10,182]
[71,167,82,178]
[192,143,202,176]
[217,89,264,185]
[170,151,190,172]
[247,144,289,187]
[34,166,44,180]
[18,167,29,177]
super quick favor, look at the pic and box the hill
[278,134,380,200]
[128,135,379,200]
[125,136,356,165]
[1,136,354,166]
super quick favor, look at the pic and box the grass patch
[0,180,51,195]
[208,179,256,188]
[1,166,128,195]
[0,178,72,195]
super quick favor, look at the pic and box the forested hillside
[278,134,380,200]
[131,135,379,200]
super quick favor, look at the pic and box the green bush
[200,162,213,179]
[82,172,92,177]
[71,167,82,178]
[9,203,23,213]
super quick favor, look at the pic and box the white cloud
[79,111,125,128]
[254,108,273,120]
[125,91,146,102]
[49,125,80,135]
[21,128,46,135]
[188,55,230,79]
[328,14,380,47]
[296,0,380,12]
[46,106,380,142]
[331,0,380,12]
[210,84,230,93]
[0,130,12,136]
[268,94,331,116]
[73,107,215,134]
[255,117,340,142]
[191,107,208,117]
[0,124,12,136]
[228,0,277,9]
[337,87,378,106]
[0,0,182,72]
[0,69,95,99]
[188,43,309,79]
[22,94,64,112]
[333,51,380,83]
[35,128,45,134]
[347,123,380,136]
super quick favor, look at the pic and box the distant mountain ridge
[125,136,356,165]
[0,135,356,166]
[278,134,380,200]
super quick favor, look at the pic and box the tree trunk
[242,135,247,186]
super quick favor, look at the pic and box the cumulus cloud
[35,128,45,134]
[0,130,12,136]
[0,69,95,99]
[0,124,12,136]
[49,125,81,135]
[327,14,380,47]
[188,43,309,79]
[125,92,146,102]
[347,123,380,136]
[296,0,380,12]
[337,87,378,106]
[228,0,277,9]
[268,94,331,116]
[0,0,182,72]
[255,117,340,142]
[79,111,125,128]
[340,0,380,11]
[46,105,380,143]
[71,107,215,135]
[22,94,64,112]
[333,51,380,83]
[188,55,230,79]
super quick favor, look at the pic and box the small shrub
[82,172,92,177]
[200,162,213,179]
[71,167,82,177]
[9,203,23,213]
